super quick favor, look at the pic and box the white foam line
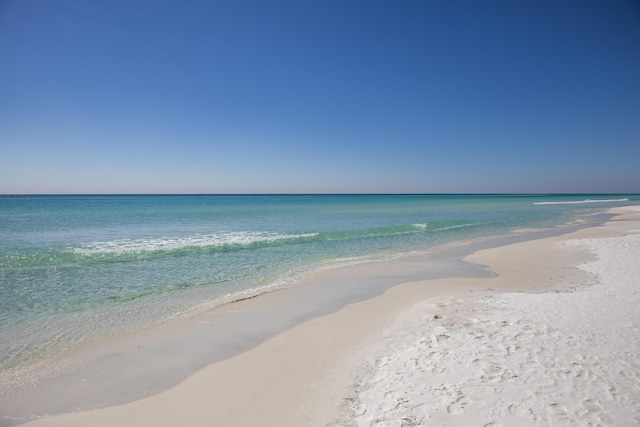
[533,198,629,205]
[72,232,319,255]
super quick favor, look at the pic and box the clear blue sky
[1,0,639,194]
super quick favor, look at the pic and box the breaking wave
[533,198,629,205]
[72,232,319,255]
[2,221,480,272]
[71,221,479,256]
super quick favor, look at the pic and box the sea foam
[71,232,319,255]
[533,198,629,205]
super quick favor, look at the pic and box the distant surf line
[533,198,629,205]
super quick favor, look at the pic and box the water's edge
[0,211,614,426]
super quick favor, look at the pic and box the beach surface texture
[17,206,640,426]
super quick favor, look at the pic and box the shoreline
[5,206,639,426]
[343,205,640,425]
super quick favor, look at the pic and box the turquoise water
[0,194,636,373]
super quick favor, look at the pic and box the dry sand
[20,206,640,427]
[343,206,640,427]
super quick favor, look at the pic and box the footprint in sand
[446,396,469,415]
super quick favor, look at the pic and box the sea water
[0,194,635,375]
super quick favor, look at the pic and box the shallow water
[0,194,636,376]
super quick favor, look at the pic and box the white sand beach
[20,206,640,427]
[341,206,640,426]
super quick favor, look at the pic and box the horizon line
[1,192,638,197]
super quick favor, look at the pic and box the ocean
[0,194,636,377]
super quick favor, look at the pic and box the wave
[533,198,629,205]
[71,231,319,255]
[71,221,478,255]
[317,221,477,241]
[2,221,480,271]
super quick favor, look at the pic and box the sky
[1,0,639,194]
